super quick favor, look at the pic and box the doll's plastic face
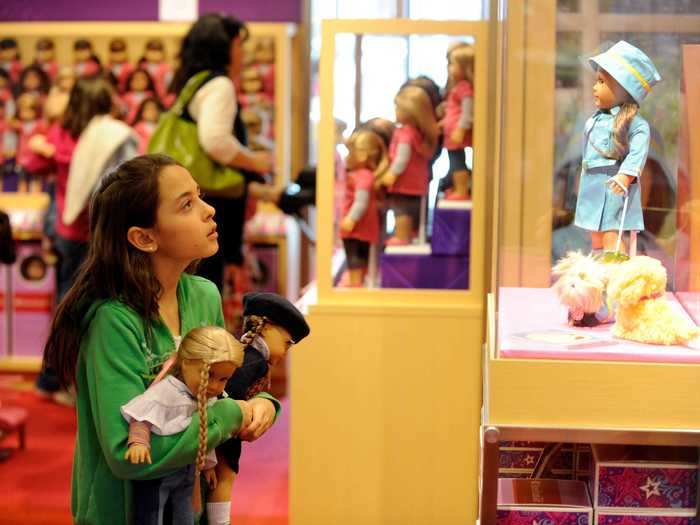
[74,48,92,62]
[593,69,627,109]
[111,50,128,64]
[181,359,236,398]
[37,49,55,63]
[18,105,37,122]
[448,54,464,82]
[0,47,18,62]
[350,132,380,168]
[131,71,149,92]
[23,71,41,92]
[395,102,411,125]
[241,69,262,93]
[242,39,257,66]
[144,48,164,64]
[262,324,294,366]
[142,101,160,123]
[255,39,275,64]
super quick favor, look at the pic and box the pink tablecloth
[497,287,700,363]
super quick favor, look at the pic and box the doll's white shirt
[121,375,223,468]
[188,76,252,166]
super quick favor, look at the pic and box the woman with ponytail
[574,40,661,253]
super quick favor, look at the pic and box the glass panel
[599,0,700,14]
[333,33,475,290]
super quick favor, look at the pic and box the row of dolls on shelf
[337,42,474,287]
[0,35,275,103]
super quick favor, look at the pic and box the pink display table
[498,287,700,363]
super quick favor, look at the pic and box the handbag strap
[171,70,214,117]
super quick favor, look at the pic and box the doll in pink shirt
[441,42,474,201]
[132,97,163,154]
[381,85,438,245]
[123,68,157,125]
[340,128,388,287]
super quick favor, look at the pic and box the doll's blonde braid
[192,360,210,512]
[610,102,639,160]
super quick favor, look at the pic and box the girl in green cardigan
[43,154,280,524]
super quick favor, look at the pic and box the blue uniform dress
[574,105,650,232]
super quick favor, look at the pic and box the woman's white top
[121,374,222,468]
[188,75,252,165]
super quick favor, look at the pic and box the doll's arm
[383,142,411,187]
[608,121,650,195]
[341,189,369,232]
[83,306,244,480]
[457,96,473,130]
[124,421,152,464]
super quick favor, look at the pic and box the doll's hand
[28,134,54,157]
[234,400,253,435]
[382,172,397,188]
[124,444,152,464]
[203,468,218,490]
[450,127,466,145]
[607,174,634,196]
[340,216,356,233]
[239,397,276,442]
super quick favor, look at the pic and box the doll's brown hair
[174,326,244,506]
[394,85,439,157]
[345,128,389,179]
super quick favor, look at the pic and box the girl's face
[131,71,149,92]
[448,55,463,82]
[593,69,626,109]
[142,101,160,123]
[150,165,219,264]
[262,324,294,366]
[181,359,236,398]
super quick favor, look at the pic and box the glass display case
[315,18,489,302]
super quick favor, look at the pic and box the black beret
[242,292,310,343]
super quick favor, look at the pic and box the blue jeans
[132,464,196,525]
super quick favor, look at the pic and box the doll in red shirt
[13,93,49,192]
[381,85,438,245]
[123,68,157,125]
[107,38,135,94]
[340,128,388,287]
[34,38,59,82]
[441,42,474,201]
[73,39,101,78]
[139,39,173,103]
[18,64,51,100]
[132,96,163,154]
[0,38,22,84]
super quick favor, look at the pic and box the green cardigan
[71,273,280,524]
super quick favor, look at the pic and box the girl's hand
[608,174,634,196]
[340,216,356,233]
[234,400,253,435]
[239,397,276,442]
[204,468,218,490]
[124,444,152,464]
[450,127,466,145]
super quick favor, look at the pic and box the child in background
[122,326,251,523]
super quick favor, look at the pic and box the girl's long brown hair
[43,154,179,389]
[62,76,114,138]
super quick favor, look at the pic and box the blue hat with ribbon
[588,40,661,104]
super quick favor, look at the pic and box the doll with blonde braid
[382,85,439,245]
[574,41,661,254]
[121,326,251,524]
[210,292,310,525]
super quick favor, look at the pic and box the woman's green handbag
[148,71,245,198]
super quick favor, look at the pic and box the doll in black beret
[207,292,310,525]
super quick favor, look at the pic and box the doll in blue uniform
[574,40,661,254]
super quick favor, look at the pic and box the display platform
[675,292,700,324]
[498,287,700,364]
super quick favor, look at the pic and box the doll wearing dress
[72,39,101,78]
[107,38,135,94]
[340,128,388,287]
[123,68,157,125]
[441,42,474,201]
[574,40,661,254]
[132,97,164,154]
[121,326,252,525]
[34,38,59,82]
[140,39,173,103]
[13,93,49,192]
[381,85,438,245]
